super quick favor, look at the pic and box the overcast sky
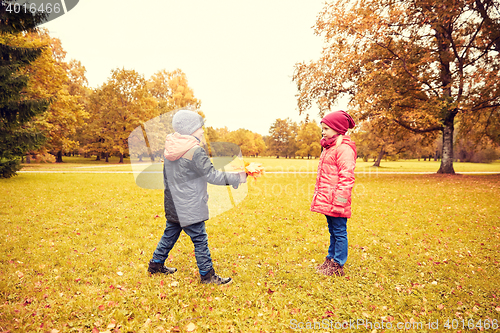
[42,0,347,135]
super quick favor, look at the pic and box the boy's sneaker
[200,268,232,285]
[148,260,177,275]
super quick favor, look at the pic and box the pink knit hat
[321,110,355,134]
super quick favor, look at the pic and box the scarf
[321,134,341,149]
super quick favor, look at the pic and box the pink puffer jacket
[311,135,357,218]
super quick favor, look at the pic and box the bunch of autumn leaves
[243,162,264,181]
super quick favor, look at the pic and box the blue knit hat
[172,110,204,135]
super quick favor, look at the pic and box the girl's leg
[326,216,348,266]
[326,215,336,260]
[152,220,182,263]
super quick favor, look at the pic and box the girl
[311,110,357,277]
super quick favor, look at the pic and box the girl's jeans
[152,220,213,274]
[325,215,348,266]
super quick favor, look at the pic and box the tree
[22,31,88,163]
[148,69,200,113]
[268,118,294,158]
[352,117,437,166]
[205,127,266,157]
[286,120,300,158]
[296,120,322,159]
[85,68,158,163]
[293,0,500,174]
[0,3,49,177]
[227,128,266,157]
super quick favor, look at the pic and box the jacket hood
[342,135,357,159]
[164,132,199,161]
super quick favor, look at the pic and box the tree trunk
[119,153,124,163]
[105,152,109,163]
[437,121,455,174]
[26,155,30,164]
[435,21,456,174]
[95,154,100,161]
[373,146,385,167]
[56,150,63,163]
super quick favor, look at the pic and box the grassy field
[1,159,500,332]
[19,156,500,174]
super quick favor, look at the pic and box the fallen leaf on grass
[186,322,197,332]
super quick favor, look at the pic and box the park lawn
[20,156,500,174]
[20,156,134,171]
[1,170,499,332]
[244,157,500,173]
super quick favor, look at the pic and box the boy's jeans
[325,215,348,266]
[152,220,213,273]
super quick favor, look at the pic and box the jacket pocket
[335,195,348,206]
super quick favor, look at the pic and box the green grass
[20,156,134,171]
[20,156,500,173]
[242,157,500,173]
[1,168,500,332]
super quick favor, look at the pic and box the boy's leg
[326,216,348,266]
[182,221,213,274]
[152,220,182,264]
[183,221,232,285]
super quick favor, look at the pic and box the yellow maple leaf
[186,322,197,332]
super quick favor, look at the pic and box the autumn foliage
[294,0,500,173]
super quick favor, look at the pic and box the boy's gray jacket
[163,133,240,227]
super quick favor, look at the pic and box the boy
[147,109,246,285]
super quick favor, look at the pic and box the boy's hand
[232,172,247,189]
[239,171,247,184]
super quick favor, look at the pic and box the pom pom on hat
[172,109,204,135]
[321,110,355,135]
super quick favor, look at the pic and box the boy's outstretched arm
[191,147,242,188]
